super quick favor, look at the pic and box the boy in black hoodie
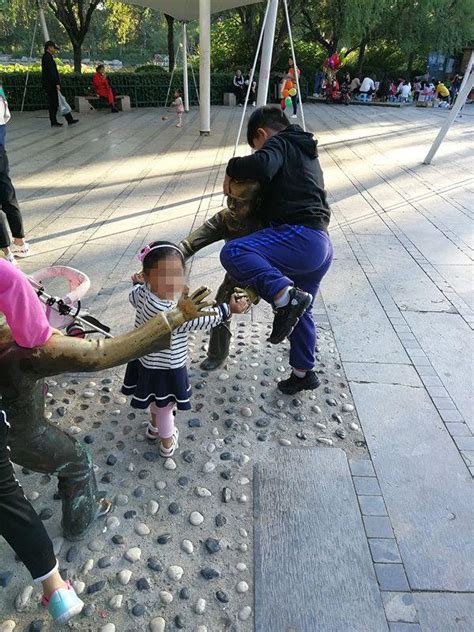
[220,106,333,395]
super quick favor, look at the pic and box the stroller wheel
[66,323,86,338]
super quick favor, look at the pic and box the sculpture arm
[22,288,213,377]
[179,211,229,260]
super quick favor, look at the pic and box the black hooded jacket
[226,125,331,232]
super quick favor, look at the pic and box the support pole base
[200,130,211,136]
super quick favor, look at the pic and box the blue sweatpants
[220,224,333,370]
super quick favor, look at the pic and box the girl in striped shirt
[122,241,248,457]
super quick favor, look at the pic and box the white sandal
[160,427,179,458]
[145,423,160,442]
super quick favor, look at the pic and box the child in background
[122,241,248,456]
[172,89,184,127]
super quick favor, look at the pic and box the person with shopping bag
[41,41,78,128]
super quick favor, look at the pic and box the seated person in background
[388,81,398,101]
[92,64,119,113]
[340,72,351,96]
[232,69,245,106]
[349,76,360,95]
[377,75,391,101]
[359,75,375,97]
[413,79,422,101]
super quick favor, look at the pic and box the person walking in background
[92,64,119,113]
[41,41,78,128]
[449,74,462,103]
[0,84,31,263]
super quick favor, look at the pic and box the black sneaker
[268,287,312,344]
[51,121,63,127]
[68,119,79,125]
[277,370,321,395]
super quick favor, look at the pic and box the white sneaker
[11,242,31,258]
[291,114,298,119]
[252,102,256,107]
[3,250,17,265]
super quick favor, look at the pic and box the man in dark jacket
[220,106,333,395]
[41,40,78,128]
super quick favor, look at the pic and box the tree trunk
[164,14,175,72]
[72,42,82,74]
[406,51,415,77]
[357,38,368,77]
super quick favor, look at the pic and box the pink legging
[150,402,175,439]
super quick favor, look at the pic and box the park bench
[74,94,131,113]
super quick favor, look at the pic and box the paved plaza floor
[0,103,473,631]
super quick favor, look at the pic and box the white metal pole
[199,0,211,135]
[457,50,474,98]
[257,0,279,107]
[423,64,474,164]
[283,0,306,131]
[183,22,190,112]
[21,17,39,112]
[234,0,271,155]
[37,1,50,42]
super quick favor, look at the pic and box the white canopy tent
[121,0,262,21]
[120,0,269,135]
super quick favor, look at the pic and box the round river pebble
[189,511,204,526]
[0,323,365,630]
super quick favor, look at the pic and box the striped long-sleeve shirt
[129,283,231,370]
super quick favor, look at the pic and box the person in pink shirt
[0,258,84,623]
[0,258,52,346]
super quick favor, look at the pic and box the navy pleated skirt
[121,359,192,410]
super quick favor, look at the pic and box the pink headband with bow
[137,243,184,263]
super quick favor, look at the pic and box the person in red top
[92,64,119,113]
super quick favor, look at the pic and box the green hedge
[2,70,309,111]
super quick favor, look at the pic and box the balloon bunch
[280,84,297,109]
[280,66,299,110]
[323,50,347,82]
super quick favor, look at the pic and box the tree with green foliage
[211,0,304,72]
[46,1,101,72]
[388,0,474,75]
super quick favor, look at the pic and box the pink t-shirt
[0,259,52,348]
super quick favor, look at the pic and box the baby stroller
[28,266,112,338]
